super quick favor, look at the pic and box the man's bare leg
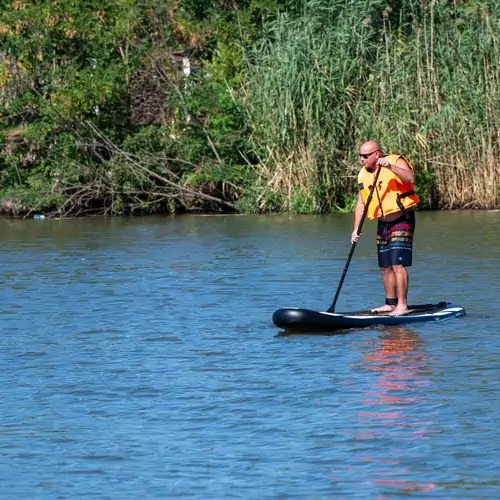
[371,267,398,312]
[390,265,409,316]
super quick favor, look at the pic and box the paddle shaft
[327,165,383,313]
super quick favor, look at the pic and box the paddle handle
[327,165,383,313]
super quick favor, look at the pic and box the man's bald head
[358,141,382,171]
[359,141,381,155]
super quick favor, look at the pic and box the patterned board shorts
[376,211,416,267]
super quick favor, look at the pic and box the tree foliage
[0,0,499,216]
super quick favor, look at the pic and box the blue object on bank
[33,214,46,220]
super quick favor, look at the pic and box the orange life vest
[358,154,419,220]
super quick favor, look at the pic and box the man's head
[359,141,382,171]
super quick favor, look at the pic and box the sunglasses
[359,150,380,159]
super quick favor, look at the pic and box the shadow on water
[274,318,464,338]
[274,321,421,336]
[275,327,366,337]
[274,325,420,338]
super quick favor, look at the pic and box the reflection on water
[353,326,438,493]
[362,326,430,405]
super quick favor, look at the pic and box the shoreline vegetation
[1,0,499,217]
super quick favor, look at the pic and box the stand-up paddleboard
[274,164,466,333]
[273,301,466,332]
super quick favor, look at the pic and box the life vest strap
[396,190,416,219]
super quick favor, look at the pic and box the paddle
[327,164,383,313]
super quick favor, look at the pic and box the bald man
[351,141,420,316]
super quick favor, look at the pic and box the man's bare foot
[371,304,395,313]
[389,307,409,317]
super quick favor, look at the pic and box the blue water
[1,212,499,498]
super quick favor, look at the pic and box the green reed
[244,0,500,212]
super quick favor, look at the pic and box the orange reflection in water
[360,326,432,412]
[353,326,437,493]
[373,479,437,492]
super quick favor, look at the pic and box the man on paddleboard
[351,141,420,316]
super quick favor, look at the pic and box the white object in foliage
[182,58,191,77]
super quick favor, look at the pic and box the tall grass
[244,0,500,212]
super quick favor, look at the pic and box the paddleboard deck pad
[273,301,465,332]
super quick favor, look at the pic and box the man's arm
[377,157,414,184]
